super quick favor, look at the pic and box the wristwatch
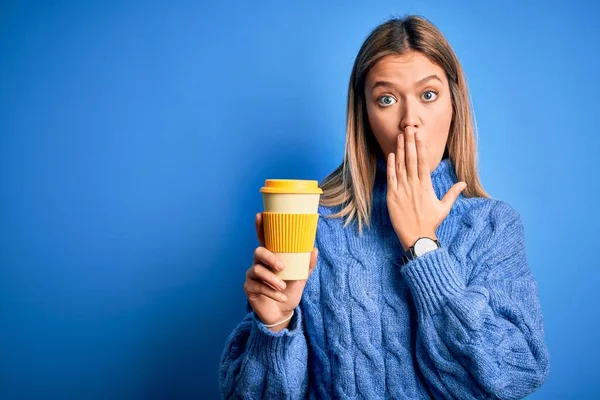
[401,237,440,264]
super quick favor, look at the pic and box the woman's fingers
[306,247,319,279]
[404,127,418,182]
[244,279,288,303]
[247,263,287,291]
[255,213,266,248]
[415,130,432,185]
[387,152,397,188]
[253,246,284,272]
[395,132,407,184]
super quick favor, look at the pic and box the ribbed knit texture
[219,156,549,399]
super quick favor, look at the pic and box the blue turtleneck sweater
[219,157,549,399]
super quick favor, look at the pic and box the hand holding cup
[243,179,322,332]
[244,213,318,332]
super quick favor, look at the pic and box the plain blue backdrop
[1,1,599,399]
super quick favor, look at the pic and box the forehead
[366,52,446,85]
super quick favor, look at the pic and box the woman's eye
[378,95,397,107]
[422,90,438,102]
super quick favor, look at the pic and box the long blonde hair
[319,15,490,235]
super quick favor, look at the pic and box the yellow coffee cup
[260,179,322,280]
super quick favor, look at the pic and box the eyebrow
[370,74,442,92]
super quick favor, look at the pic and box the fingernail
[278,280,286,290]
[277,261,285,270]
[280,294,287,302]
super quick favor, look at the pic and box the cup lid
[260,179,323,194]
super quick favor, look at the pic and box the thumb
[255,212,266,248]
[441,182,467,213]
[308,247,319,275]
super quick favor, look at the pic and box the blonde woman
[220,15,549,399]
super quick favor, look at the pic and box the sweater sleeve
[218,304,309,399]
[400,202,549,400]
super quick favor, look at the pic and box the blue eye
[422,90,438,102]
[378,95,397,107]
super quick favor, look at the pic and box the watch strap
[401,238,440,265]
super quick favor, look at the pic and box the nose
[399,98,420,132]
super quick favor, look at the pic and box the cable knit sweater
[219,156,549,399]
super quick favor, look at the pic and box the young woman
[220,15,549,399]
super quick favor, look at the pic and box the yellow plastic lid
[260,179,323,194]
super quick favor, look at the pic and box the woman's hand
[244,212,318,332]
[386,126,467,251]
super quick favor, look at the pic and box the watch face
[414,237,439,256]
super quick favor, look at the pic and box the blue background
[1,1,599,399]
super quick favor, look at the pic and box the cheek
[367,106,398,140]
[370,121,399,156]
[425,112,452,160]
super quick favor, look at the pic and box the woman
[220,15,549,399]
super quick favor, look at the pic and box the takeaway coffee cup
[259,179,322,280]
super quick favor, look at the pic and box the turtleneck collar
[370,154,467,228]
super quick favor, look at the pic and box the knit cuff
[248,306,305,366]
[401,246,466,317]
